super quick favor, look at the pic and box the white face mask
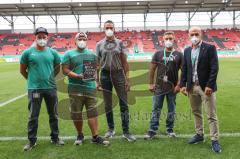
[36,39,47,47]
[191,36,200,45]
[77,40,87,49]
[105,29,114,37]
[164,40,174,48]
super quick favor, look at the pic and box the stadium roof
[0,0,239,16]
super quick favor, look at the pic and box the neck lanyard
[163,48,174,65]
[191,48,199,66]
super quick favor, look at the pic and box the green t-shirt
[62,48,97,93]
[20,47,61,90]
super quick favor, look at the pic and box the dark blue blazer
[180,42,219,92]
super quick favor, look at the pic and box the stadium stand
[0,29,240,55]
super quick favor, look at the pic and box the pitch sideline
[0,93,27,108]
[0,133,240,141]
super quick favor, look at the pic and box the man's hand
[180,87,188,96]
[174,85,181,94]
[149,84,156,92]
[76,73,83,80]
[205,87,213,96]
[97,82,103,91]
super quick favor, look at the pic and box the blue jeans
[100,69,129,134]
[149,92,176,132]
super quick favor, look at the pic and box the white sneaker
[23,142,37,151]
[104,130,115,138]
[122,133,136,142]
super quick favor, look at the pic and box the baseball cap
[34,27,48,35]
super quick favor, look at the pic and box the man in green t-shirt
[20,27,64,151]
[62,32,109,146]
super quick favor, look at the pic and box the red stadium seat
[0,29,239,55]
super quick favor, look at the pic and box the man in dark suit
[180,27,221,153]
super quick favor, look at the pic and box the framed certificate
[82,60,97,81]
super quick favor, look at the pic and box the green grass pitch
[0,59,240,159]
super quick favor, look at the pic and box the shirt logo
[163,54,176,62]
[104,42,117,51]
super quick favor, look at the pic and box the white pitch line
[0,77,67,108]
[0,93,27,108]
[0,133,240,141]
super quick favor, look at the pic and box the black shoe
[166,129,176,138]
[212,140,222,153]
[74,134,84,145]
[23,142,36,151]
[188,134,204,144]
[144,131,157,140]
[51,138,65,146]
[91,136,110,146]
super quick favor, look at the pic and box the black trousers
[27,89,59,143]
[100,69,129,134]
